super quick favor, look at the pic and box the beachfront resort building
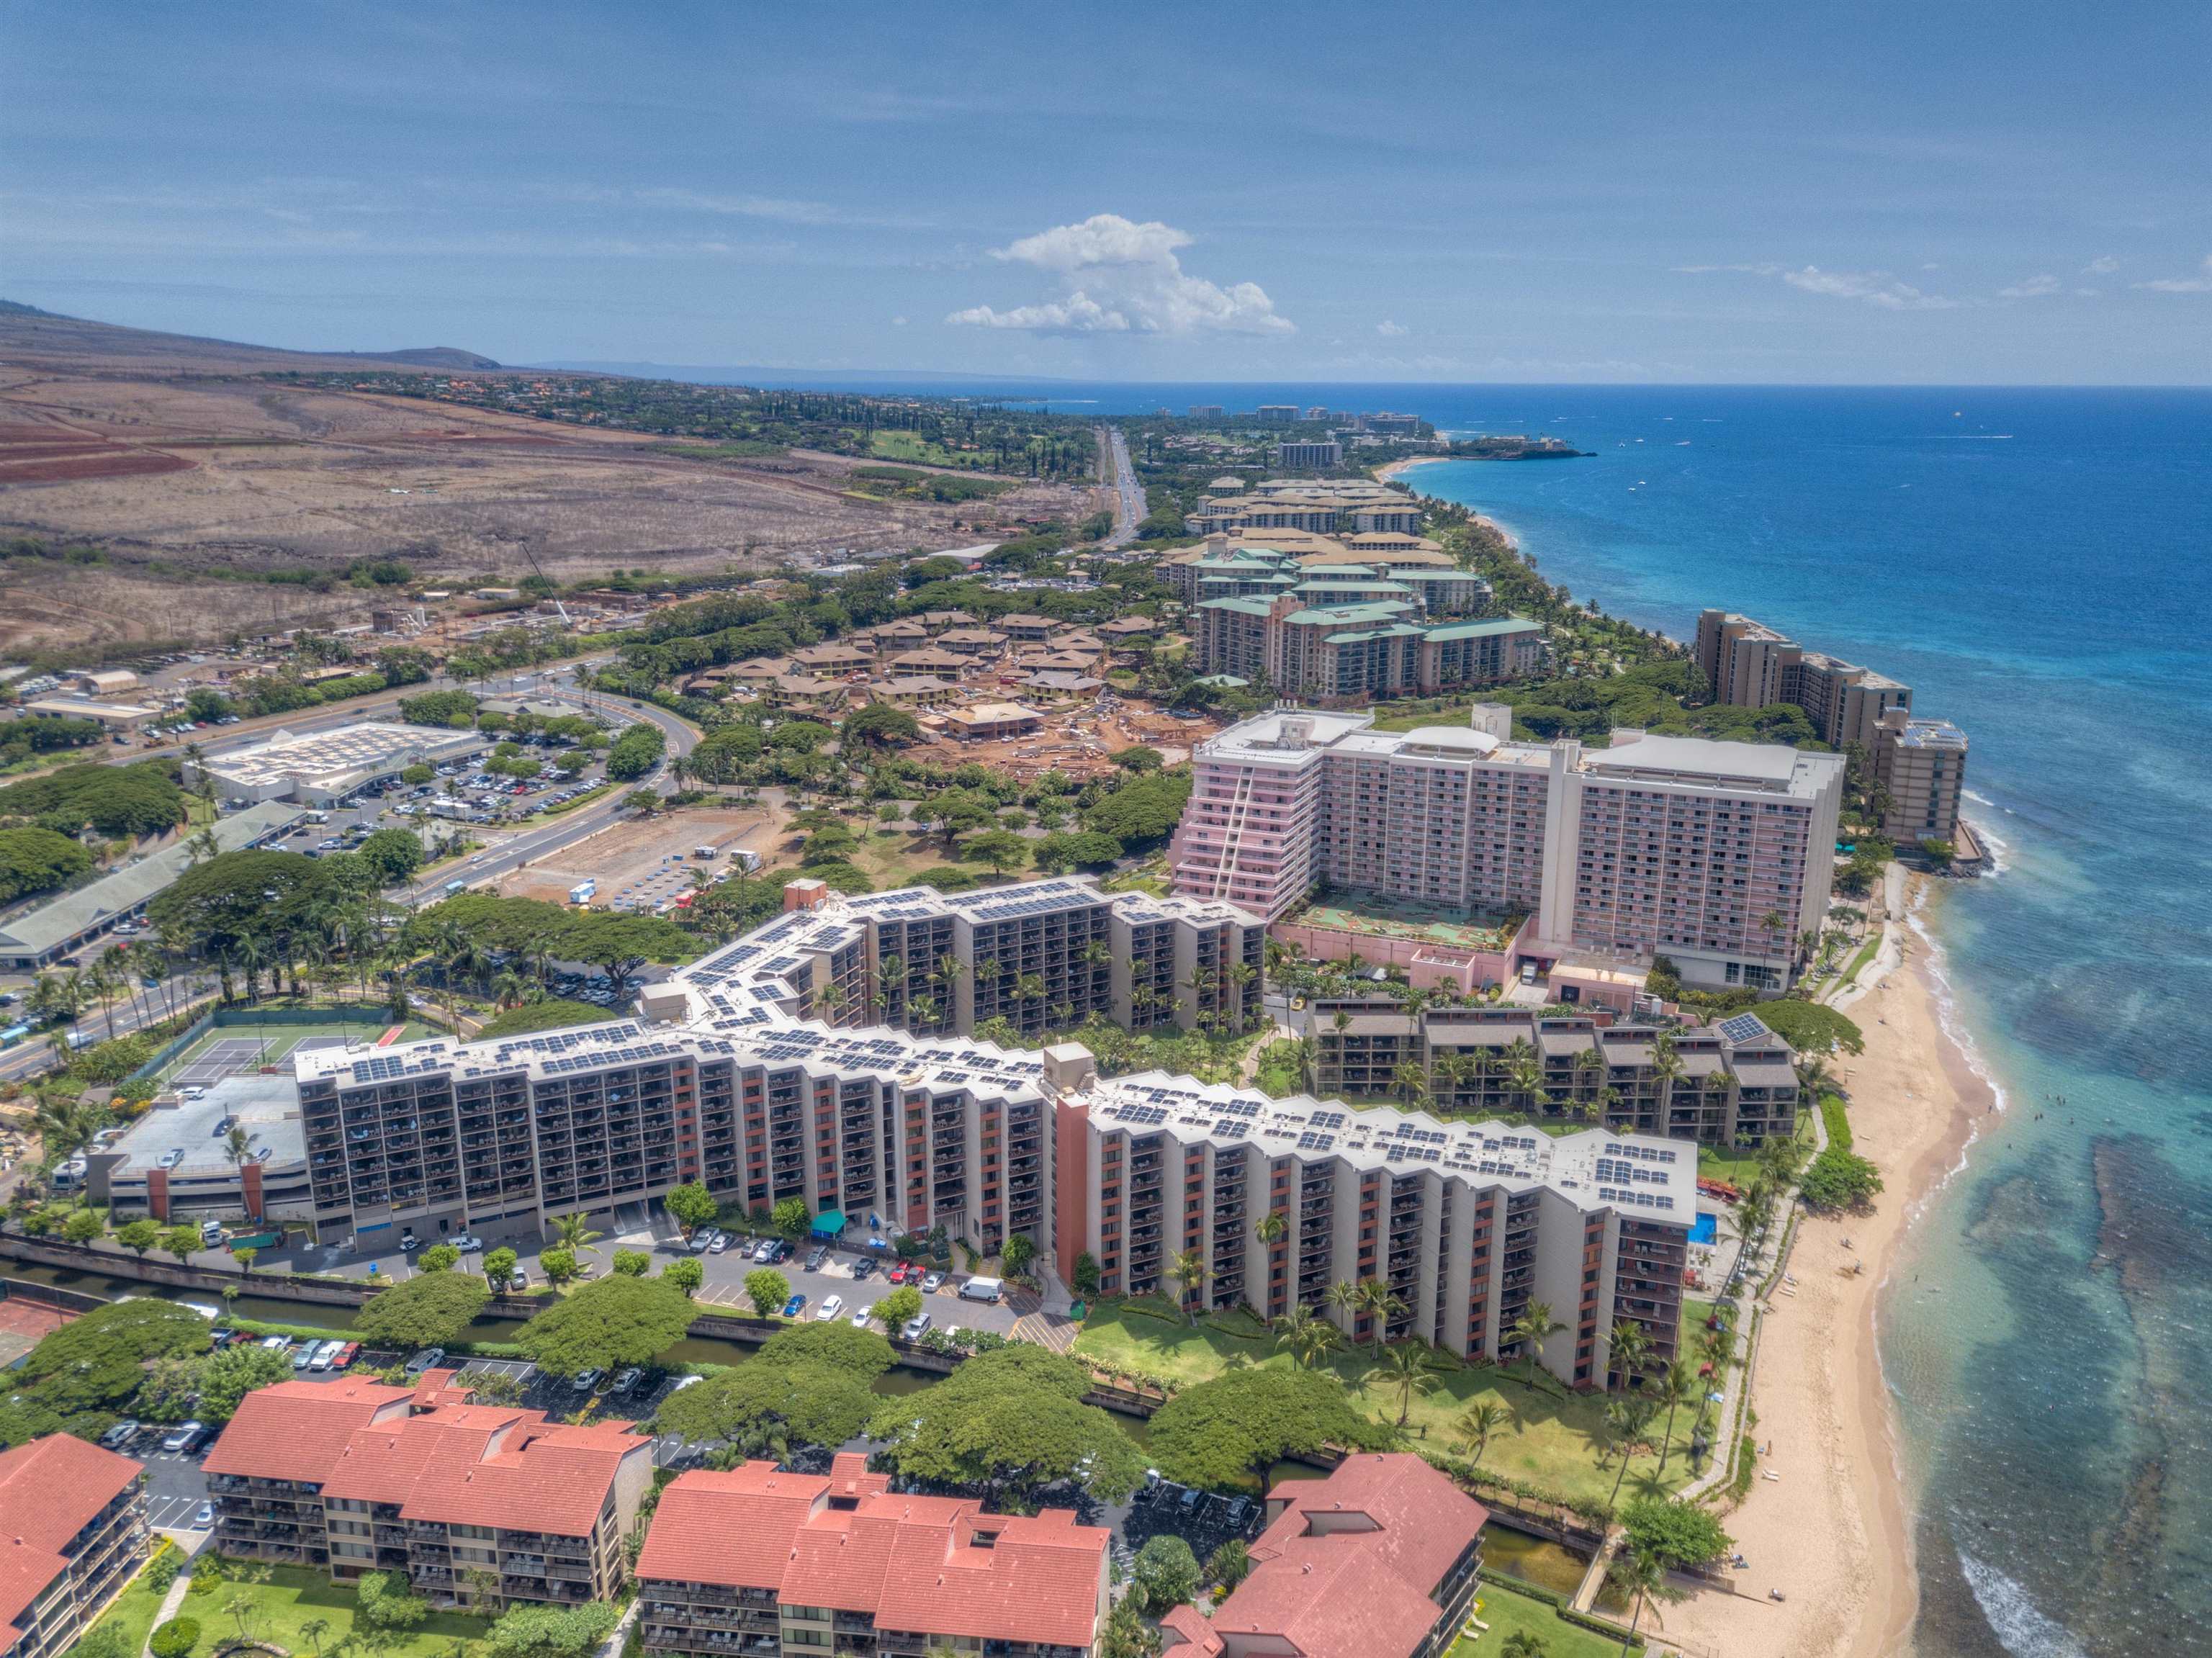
[1873,707,1969,844]
[284,876,1696,1388]
[0,1436,148,1658]
[637,1455,1111,1658]
[203,1371,652,1605]
[1160,1454,1486,1658]
[1169,705,1845,992]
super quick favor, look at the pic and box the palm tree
[1324,1278,1362,1338]
[1453,1400,1511,1467]
[1505,1301,1565,1384]
[551,1209,603,1265]
[1355,1278,1406,1353]
[298,1619,332,1658]
[1606,1547,1671,1657]
[1608,1317,1653,1394]
[1653,1358,1701,1476]
[1374,1343,1437,1428]
[1270,1304,1336,1371]
[1604,1394,1661,1505]
[1166,1248,1207,1323]
[1392,1060,1430,1107]
[1502,1040,1547,1120]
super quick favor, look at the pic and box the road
[1099,424,1146,549]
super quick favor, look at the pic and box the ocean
[792,373,2211,1654]
[1386,385,2212,1658]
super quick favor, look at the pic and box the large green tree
[514,1275,696,1376]
[866,1346,1143,1503]
[656,1360,875,1455]
[1146,1367,1385,1492]
[354,1271,491,1351]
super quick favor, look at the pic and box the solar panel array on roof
[1718,1012,1772,1046]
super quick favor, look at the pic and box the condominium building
[1170,706,1845,991]
[1272,438,1343,470]
[637,1455,1110,1658]
[1056,1051,1692,1390]
[1160,1454,1485,1658]
[1874,708,1969,842]
[1192,593,1541,703]
[203,1372,652,1607]
[1304,1003,1803,1145]
[1694,609,1915,751]
[285,875,1695,1389]
[0,1436,146,1658]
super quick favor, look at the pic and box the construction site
[498,803,784,914]
[910,694,1225,781]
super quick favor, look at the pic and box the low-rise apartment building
[1169,706,1845,991]
[1160,1454,1484,1658]
[203,1372,651,1608]
[637,1454,1111,1658]
[0,1437,146,1658]
[1304,1003,1802,1146]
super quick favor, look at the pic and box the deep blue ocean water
[796,375,2212,1655]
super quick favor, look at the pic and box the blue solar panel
[1718,1013,1771,1046]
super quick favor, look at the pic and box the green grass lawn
[187,1565,493,1658]
[1075,1302,1699,1509]
[868,430,989,469]
[1449,1577,1637,1658]
[66,1543,175,1658]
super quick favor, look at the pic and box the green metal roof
[1197,596,1280,617]
[1282,601,1416,626]
[1421,616,1544,641]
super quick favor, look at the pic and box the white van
[958,1276,1004,1304]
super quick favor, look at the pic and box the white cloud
[2135,255,2212,293]
[1375,320,1408,337]
[2085,255,2121,275]
[947,214,1293,335]
[1678,262,1959,310]
[1997,274,2062,299]
[891,315,908,328]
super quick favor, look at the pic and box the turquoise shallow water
[1393,386,2212,1658]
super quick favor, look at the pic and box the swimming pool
[1689,1211,1718,1245]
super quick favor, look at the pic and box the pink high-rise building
[1172,707,1843,991]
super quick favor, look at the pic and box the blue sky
[4,2,2207,383]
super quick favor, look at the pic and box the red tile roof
[1207,1454,1488,1658]
[0,1436,140,1643]
[638,1466,1107,1650]
[1157,1604,1224,1656]
[201,1379,413,1484]
[204,1382,646,1538]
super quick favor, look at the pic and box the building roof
[206,1378,644,1536]
[1421,617,1542,641]
[0,1435,142,1646]
[105,1072,305,1179]
[200,724,483,795]
[640,1461,1105,1651]
[202,1378,414,1484]
[0,802,304,958]
[1211,1455,1488,1658]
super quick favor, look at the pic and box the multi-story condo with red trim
[636,1454,1111,1658]
[202,1371,652,1608]
[1170,705,1845,993]
[0,1437,146,1658]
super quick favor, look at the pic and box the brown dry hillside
[0,304,1084,655]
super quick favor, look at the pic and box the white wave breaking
[1956,1550,2092,1658]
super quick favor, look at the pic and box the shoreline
[1660,878,1997,1658]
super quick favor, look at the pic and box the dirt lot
[0,311,1089,654]
[919,698,1225,780]
[500,803,786,911]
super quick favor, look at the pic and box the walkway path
[140,1533,210,1658]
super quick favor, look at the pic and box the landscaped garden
[169,1564,495,1658]
[1447,1576,1641,1658]
[1074,1298,1709,1512]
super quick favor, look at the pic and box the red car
[888,1263,910,1285]
[332,1342,361,1370]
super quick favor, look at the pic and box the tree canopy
[0,1298,210,1447]
[1750,999,1865,1057]
[514,1275,696,1376]
[486,1602,620,1658]
[0,761,184,839]
[866,1345,1143,1502]
[754,1321,896,1380]
[1621,1496,1733,1569]
[657,1359,876,1456]
[0,826,96,904]
[1146,1367,1385,1491]
[354,1270,491,1351]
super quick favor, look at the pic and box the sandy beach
[1658,888,1995,1658]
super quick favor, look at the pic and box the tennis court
[157,1020,438,1087]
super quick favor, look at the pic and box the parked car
[310,1339,343,1370]
[403,1347,446,1375]
[902,1312,932,1341]
[571,1369,604,1394]
[708,1231,731,1254]
[920,1271,945,1294]
[781,1293,806,1318]
[291,1343,316,1370]
[805,1245,830,1271]
[886,1263,909,1285]
[849,1256,876,1281]
[259,1335,290,1353]
[689,1229,714,1254]
[452,1233,483,1253]
[192,1501,215,1528]
[99,1420,140,1449]
[332,1342,360,1369]
[161,1421,206,1454]
[816,1294,843,1321]
[611,1368,644,1394]
[751,1238,776,1263]
[850,1307,871,1328]
[398,1230,420,1252]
